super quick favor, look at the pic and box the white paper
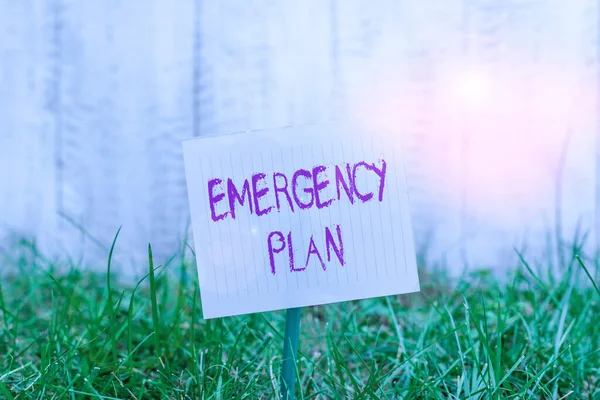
[183,122,420,319]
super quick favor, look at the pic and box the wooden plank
[0,0,57,254]
[57,0,194,275]
[458,0,596,271]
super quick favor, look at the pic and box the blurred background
[0,0,597,277]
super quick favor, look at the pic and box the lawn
[0,239,599,399]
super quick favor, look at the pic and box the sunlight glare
[454,69,491,106]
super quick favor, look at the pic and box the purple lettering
[288,231,303,272]
[372,159,387,201]
[352,162,375,202]
[291,169,314,209]
[273,172,295,213]
[227,178,253,219]
[252,173,273,217]
[267,231,285,275]
[335,163,355,204]
[208,178,228,222]
[305,235,326,271]
[312,165,333,209]
[325,225,344,266]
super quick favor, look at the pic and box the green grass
[0,239,599,399]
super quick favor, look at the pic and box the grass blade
[148,243,162,362]
[576,255,600,298]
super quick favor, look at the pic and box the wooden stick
[280,307,301,400]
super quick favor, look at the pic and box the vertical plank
[57,0,194,275]
[458,0,596,270]
[58,0,126,265]
[595,0,600,255]
[146,0,195,268]
[0,0,57,253]
[341,0,466,268]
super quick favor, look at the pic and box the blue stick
[280,307,301,400]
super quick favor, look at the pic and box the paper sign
[183,122,420,319]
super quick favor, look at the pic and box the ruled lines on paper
[183,123,420,318]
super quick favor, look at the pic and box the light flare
[452,69,492,107]
[348,64,592,223]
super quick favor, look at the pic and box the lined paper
[183,122,420,319]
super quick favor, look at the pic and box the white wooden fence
[0,0,597,277]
